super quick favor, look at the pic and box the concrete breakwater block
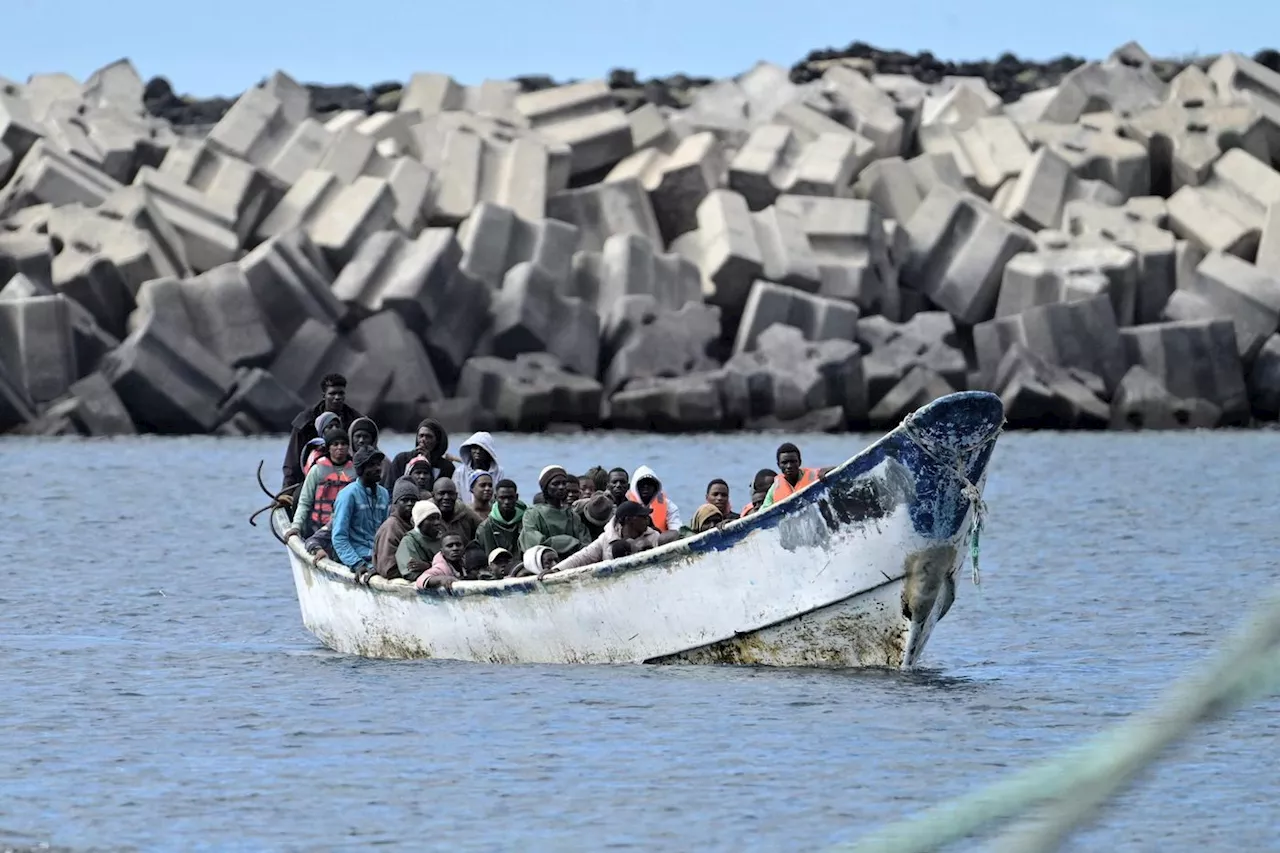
[6,48,1280,434]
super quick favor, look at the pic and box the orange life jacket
[628,489,670,532]
[740,502,756,516]
[772,468,819,502]
[311,460,355,528]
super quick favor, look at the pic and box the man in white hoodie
[453,431,506,497]
[626,465,682,533]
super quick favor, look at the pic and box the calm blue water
[2,430,1279,852]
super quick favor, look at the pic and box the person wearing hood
[282,373,363,492]
[396,500,445,582]
[348,416,395,486]
[372,478,420,579]
[331,447,391,583]
[681,503,726,536]
[511,545,559,579]
[573,493,615,540]
[385,418,455,488]
[518,466,590,558]
[431,477,481,543]
[288,427,355,540]
[477,479,526,560]
[555,500,661,571]
[452,432,505,497]
[300,411,340,477]
[627,466,682,533]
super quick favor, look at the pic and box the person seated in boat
[372,478,420,580]
[348,416,395,485]
[511,544,560,579]
[281,373,364,492]
[405,456,436,496]
[760,443,833,509]
[299,411,341,477]
[550,500,661,572]
[605,468,630,505]
[452,431,505,497]
[519,466,591,558]
[627,466,682,533]
[396,500,445,582]
[585,466,610,495]
[432,477,481,543]
[476,479,525,562]
[679,503,725,536]
[385,418,456,488]
[287,427,354,542]
[705,479,739,523]
[574,493,615,540]
[331,447,391,585]
[739,469,777,517]
[469,471,494,516]
[462,541,489,580]
[414,532,468,591]
[577,474,598,499]
[487,547,514,577]
[565,476,582,504]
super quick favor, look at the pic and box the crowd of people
[279,374,830,590]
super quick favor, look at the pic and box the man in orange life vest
[760,443,833,509]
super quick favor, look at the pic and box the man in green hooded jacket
[477,479,526,560]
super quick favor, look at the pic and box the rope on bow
[899,411,1003,587]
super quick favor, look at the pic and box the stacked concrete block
[570,233,701,312]
[997,240,1140,327]
[1122,68,1270,194]
[993,146,1124,232]
[546,178,662,253]
[774,194,900,317]
[1166,149,1280,259]
[457,202,578,290]
[415,111,568,224]
[1119,319,1249,424]
[733,281,860,354]
[721,323,867,424]
[1019,113,1150,201]
[514,81,633,177]
[902,185,1036,325]
[856,312,968,408]
[9,45,1280,435]
[1182,250,1280,361]
[604,131,726,243]
[602,299,721,394]
[728,124,872,210]
[457,352,602,430]
[0,294,77,403]
[1110,364,1221,429]
[1063,196,1177,323]
[918,116,1032,198]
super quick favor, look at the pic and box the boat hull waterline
[273,391,1004,668]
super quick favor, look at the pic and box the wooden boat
[270,391,1004,667]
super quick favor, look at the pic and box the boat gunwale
[275,391,1002,602]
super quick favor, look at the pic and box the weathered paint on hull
[276,391,1003,668]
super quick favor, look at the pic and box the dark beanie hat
[352,447,385,474]
[392,478,420,503]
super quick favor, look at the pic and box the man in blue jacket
[331,446,391,585]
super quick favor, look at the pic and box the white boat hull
[274,391,1003,668]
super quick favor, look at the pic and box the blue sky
[5,0,1275,97]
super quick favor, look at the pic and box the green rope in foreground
[831,585,1280,853]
